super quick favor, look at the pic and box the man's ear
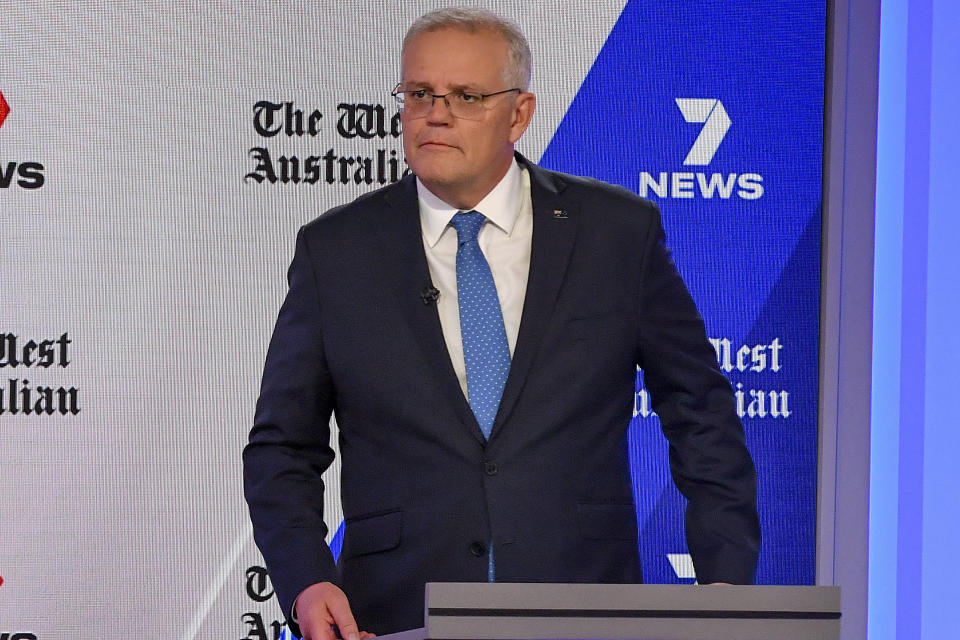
[508,92,536,143]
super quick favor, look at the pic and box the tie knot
[451,210,486,244]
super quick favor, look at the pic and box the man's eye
[457,92,481,104]
[409,90,429,101]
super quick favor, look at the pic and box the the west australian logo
[0,90,46,190]
[639,98,762,200]
[244,99,409,186]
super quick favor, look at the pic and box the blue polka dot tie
[451,210,509,583]
[451,211,512,440]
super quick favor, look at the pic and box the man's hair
[402,7,532,91]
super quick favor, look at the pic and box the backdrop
[0,1,823,637]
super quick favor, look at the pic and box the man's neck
[419,155,515,210]
[417,159,523,247]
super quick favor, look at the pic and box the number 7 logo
[675,98,732,166]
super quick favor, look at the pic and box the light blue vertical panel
[869,0,907,637]
[895,0,933,637]
[921,0,960,637]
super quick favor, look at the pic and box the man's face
[399,27,535,208]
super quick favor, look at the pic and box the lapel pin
[552,209,568,219]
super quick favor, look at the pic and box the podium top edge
[424,583,841,614]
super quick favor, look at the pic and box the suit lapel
[377,178,487,443]
[490,160,578,441]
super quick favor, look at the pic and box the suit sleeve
[634,205,761,584]
[243,226,339,632]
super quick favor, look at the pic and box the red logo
[0,91,9,128]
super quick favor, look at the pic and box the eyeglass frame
[391,83,522,119]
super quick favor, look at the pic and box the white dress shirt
[417,159,533,398]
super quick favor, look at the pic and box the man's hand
[295,582,376,640]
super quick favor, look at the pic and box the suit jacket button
[484,462,498,476]
[469,542,487,557]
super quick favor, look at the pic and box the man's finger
[300,615,338,640]
[326,591,361,640]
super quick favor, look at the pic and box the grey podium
[379,583,841,640]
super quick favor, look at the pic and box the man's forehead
[404,24,507,48]
[402,26,508,63]
[400,27,508,85]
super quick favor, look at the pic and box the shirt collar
[417,159,522,248]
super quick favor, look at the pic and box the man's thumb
[328,592,361,640]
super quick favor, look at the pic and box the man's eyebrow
[400,81,482,93]
[450,84,487,94]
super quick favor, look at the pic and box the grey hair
[402,7,532,91]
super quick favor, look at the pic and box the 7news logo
[639,98,763,200]
[0,90,46,190]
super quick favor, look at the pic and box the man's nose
[425,95,454,123]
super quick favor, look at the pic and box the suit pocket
[340,509,402,559]
[577,502,638,541]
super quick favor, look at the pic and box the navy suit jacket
[243,155,760,636]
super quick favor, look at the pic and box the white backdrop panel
[0,2,623,637]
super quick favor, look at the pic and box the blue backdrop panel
[540,0,824,585]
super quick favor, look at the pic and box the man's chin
[416,173,460,190]
[407,162,464,187]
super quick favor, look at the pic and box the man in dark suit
[243,8,760,640]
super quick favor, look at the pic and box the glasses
[391,84,521,121]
